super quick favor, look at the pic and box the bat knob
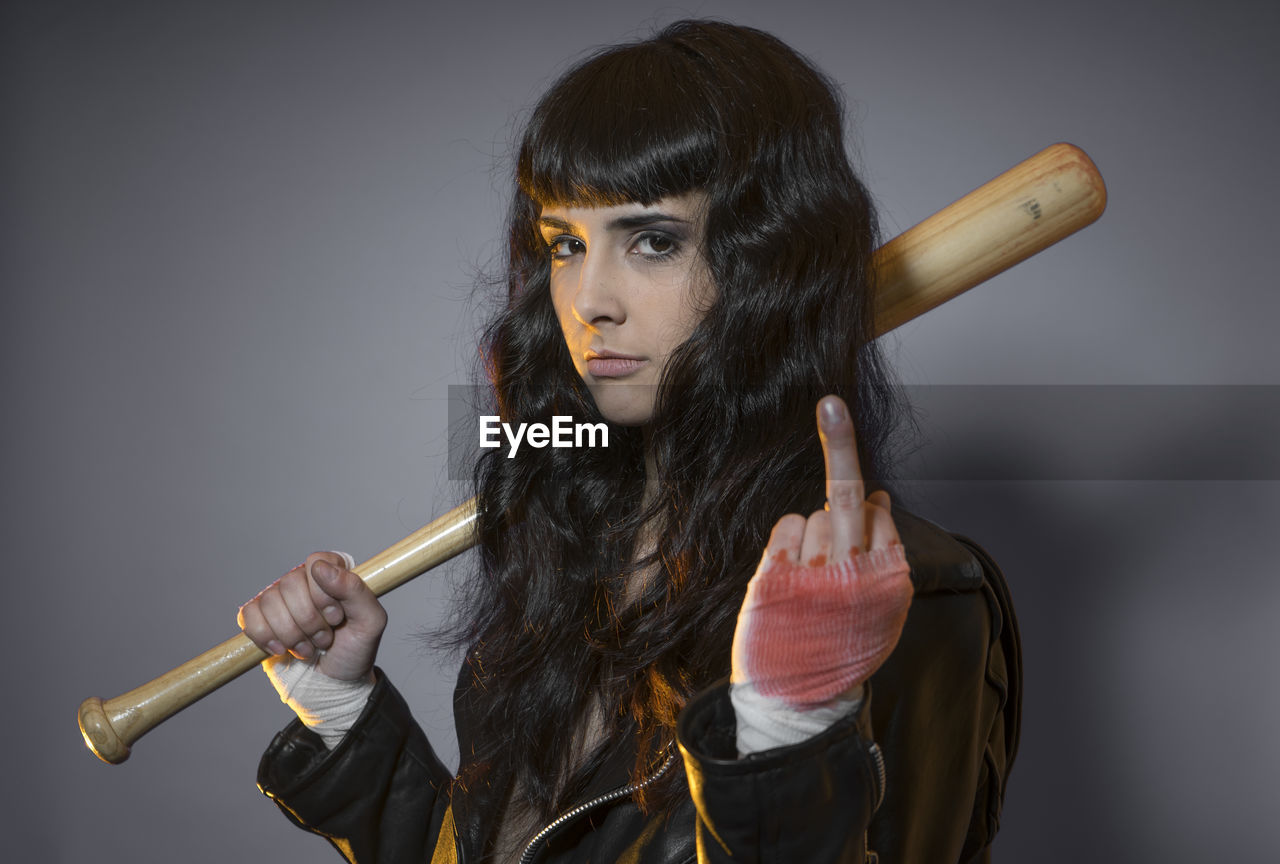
[79,697,131,764]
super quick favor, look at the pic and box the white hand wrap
[731,680,864,756]
[264,655,375,750]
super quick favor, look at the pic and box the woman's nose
[572,253,626,326]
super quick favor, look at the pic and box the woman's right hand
[237,550,388,682]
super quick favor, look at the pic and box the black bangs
[516,20,849,209]
[518,36,720,206]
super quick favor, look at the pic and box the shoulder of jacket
[893,506,985,595]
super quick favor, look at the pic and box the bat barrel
[873,142,1106,336]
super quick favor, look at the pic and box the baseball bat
[79,141,1106,764]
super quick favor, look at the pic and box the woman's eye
[634,233,677,257]
[548,237,584,259]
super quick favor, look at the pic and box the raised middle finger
[818,394,865,560]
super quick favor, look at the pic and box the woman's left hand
[730,394,914,709]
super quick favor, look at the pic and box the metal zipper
[517,748,678,864]
[864,742,886,864]
[868,741,886,812]
[515,739,880,863]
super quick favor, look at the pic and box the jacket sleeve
[676,680,883,864]
[256,667,457,864]
[866,557,1018,864]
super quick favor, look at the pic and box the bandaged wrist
[264,655,375,750]
[731,679,863,756]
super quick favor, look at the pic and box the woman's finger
[763,513,806,567]
[304,552,352,628]
[866,490,901,550]
[256,583,306,657]
[818,395,865,560]
[799,509,832,567]
[305,552,387,638]
[237,597,280,656]
[278,569,330,658]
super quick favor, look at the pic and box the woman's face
[541,191,713,426]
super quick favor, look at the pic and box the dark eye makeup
[544,230,683,262]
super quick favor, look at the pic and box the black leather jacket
[256,508,1021,864]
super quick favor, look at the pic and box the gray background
[4,1,1278,861]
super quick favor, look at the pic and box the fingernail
[292,641,313,659]
[322,605,343,625]
[267,640,285,655]
[821,398,845,424]
[313,560,335,580]
[313,630,333,648]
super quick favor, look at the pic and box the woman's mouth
[587,356,648,377]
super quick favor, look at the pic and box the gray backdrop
[4,1,1278,861]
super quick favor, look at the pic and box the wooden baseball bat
[79,141,1106,764]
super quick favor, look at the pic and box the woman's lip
[586,349,644,360]
[587,357,648,377]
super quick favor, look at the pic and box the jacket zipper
[864,742,886,864]
[513,740,880,862]
[517,749,678,864]
[868,741,886,812]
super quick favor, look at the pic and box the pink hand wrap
[731,544,914,710]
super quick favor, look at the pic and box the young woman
[238,19,1020,864]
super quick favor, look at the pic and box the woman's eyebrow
[537,212,690,234]
[606,212,689,231]
[537,216,576,233]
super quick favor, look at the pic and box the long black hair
[446,19,917,821]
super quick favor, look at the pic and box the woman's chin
[590,400,654,428]
[586,384,656,428]
[594,405,654,427]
